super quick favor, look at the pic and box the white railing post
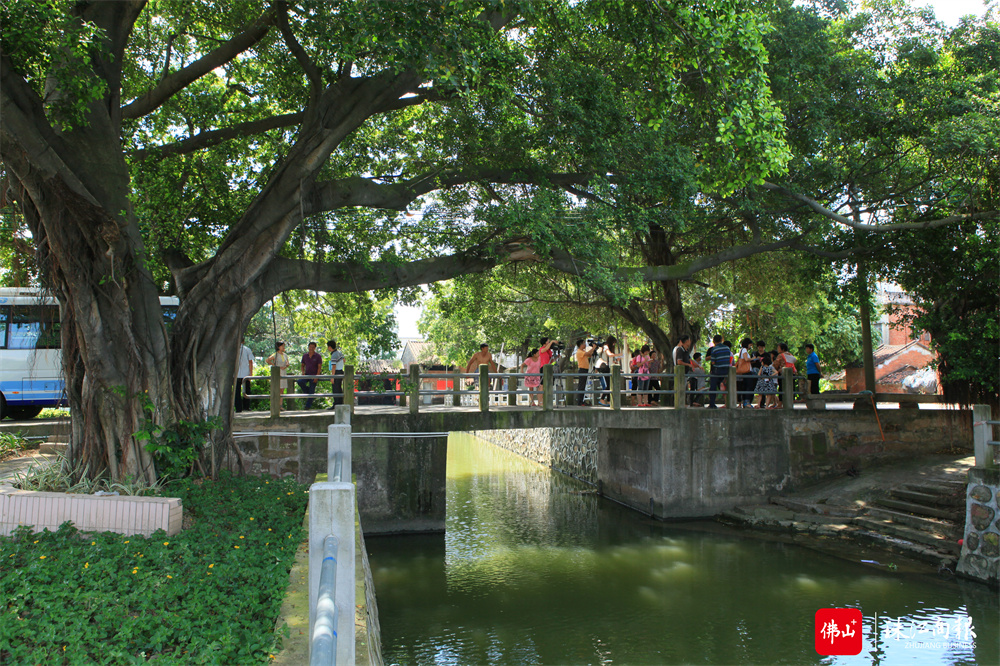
[334,404,351,425]
[327,424,351,482]
[973,404,997,469]
[309,482,355,665]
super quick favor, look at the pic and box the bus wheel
[6,405,43,420]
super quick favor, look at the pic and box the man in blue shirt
[804,343,822,396]
[708,334,731,408]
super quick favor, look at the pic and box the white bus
[0,288,179,420]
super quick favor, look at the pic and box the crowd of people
[469,334,822,409]
[235,339,346,413]
[237,333,822,413]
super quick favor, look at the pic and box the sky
[394,0,991,343]
[926,0,990,25]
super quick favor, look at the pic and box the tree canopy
[0,0,996,480]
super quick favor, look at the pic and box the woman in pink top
[636,344,651,406]
[520,348,543,407]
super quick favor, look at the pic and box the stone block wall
[469,427,598,485]
[957,468,999,586]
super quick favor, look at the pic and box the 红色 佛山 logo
[815,608,863,656]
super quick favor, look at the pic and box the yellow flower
[84,562,89,569]
[167,575,173,579]
[234,545,240,549]
[163,542,169,546]
[239,536,244,539]
[268,528,272,532]
[39,555,47,560]
[33,540,38,544]
[91,541,95,545]
[208,564,214,568]
[124,540,129,544]
[249,517,254,521]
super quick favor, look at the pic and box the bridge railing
[246,364,948,415]
[309,422,355,665]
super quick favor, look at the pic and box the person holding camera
[594,336,619,406]
[574,339,597,406]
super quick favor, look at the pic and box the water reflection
[368,433,999,666]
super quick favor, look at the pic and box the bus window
[8,305,61,350]
[162,305,179,333]
[0,306,7,348]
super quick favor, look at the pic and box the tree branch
[275,1,323,97]
[130,112,304,160]
[266,250,501,296]
[121,8,276,119]
[304,169,594,214]
[761,182,998,231]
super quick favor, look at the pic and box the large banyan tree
[0,0,797,480]
[2,0,993,480]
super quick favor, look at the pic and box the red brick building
[840,284,939,394]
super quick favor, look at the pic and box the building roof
[400,340,441,365]
[358,359,402,374]
[873,339,933,366]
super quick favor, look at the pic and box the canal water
[367,433,999,665]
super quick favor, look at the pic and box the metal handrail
[311,535,339,665]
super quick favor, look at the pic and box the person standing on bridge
[266,341,291,412]
[538,337,559,367]
[327,340,345,405]
[594,337,620,406]
[707,335,730,408]
[235,340,254,413]
[298,342,322,409]
[574,339,597,406]
[465,344,494,379]
[804,343,822,396]
[520,348,543,407]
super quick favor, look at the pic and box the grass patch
[38,407,70,419]
[1,472,308,664]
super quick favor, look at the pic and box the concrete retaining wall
[957,468,1000,586]
[356,507,384,665]
[600,408,971,519]
[469,427,598,485]
[232,407,972,528]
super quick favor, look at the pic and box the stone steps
[890,488,962,508]
[769,496,860,518]
[865,506,962,540]
[854,517,961,555]
[875,497,963,522]
[852,528,958,569]
[38,442,68,455]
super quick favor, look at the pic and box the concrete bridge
[231,401,973,534]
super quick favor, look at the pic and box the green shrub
[0,472,308,664]
[10,453,165,496]
[0,431,28,459]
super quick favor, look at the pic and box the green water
[367,433,999,665]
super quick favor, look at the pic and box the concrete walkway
[0,451,59,485]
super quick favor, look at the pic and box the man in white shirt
[235,342,254,412]
[327,340,346,405]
